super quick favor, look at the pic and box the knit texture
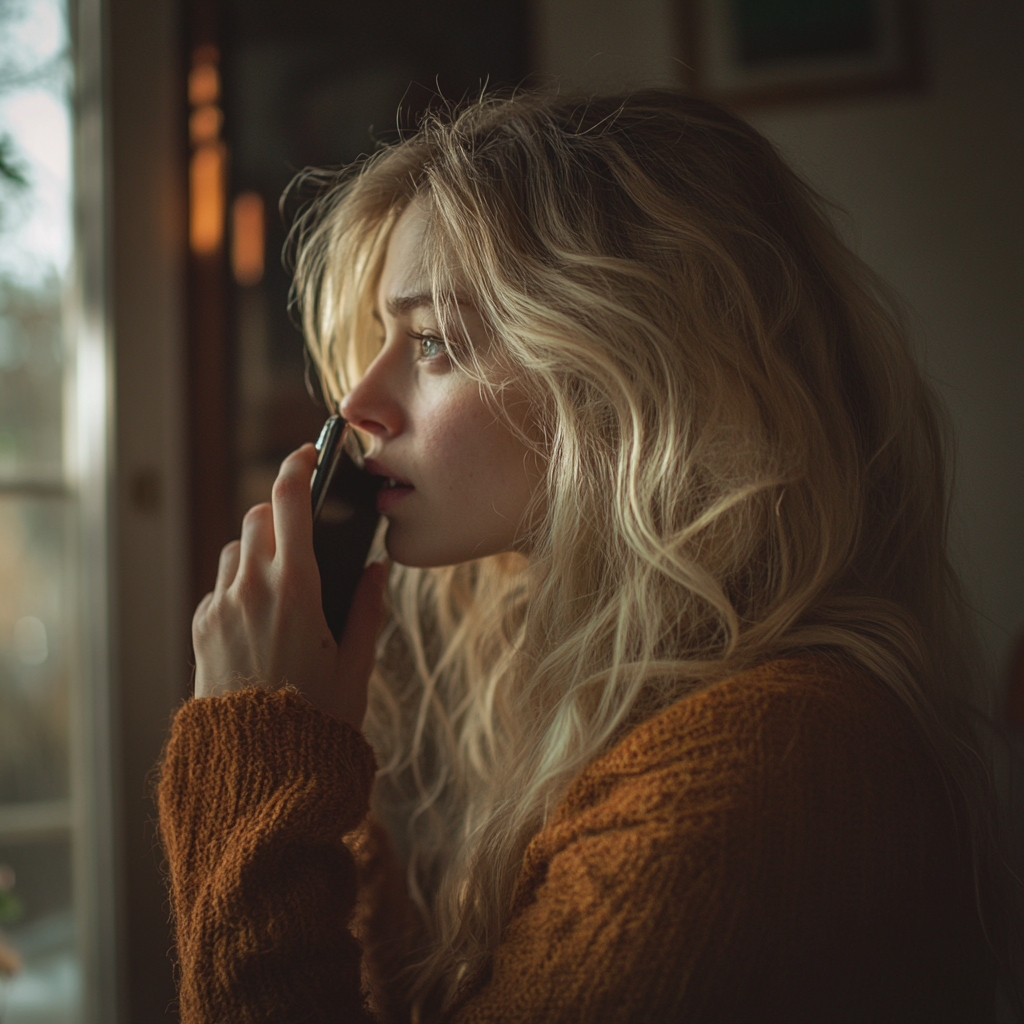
[156,659,993,1023]
[157,687,377,1023]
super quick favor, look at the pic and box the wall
[535,0,1024,691]
[109,0,188,1015]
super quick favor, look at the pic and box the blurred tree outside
[0,0,79,1017]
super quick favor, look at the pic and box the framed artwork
[680,0,924,107]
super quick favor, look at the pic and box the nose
[339,344,405,440]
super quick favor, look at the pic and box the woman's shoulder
[496,671,994,1024]
[499,655,989,1023]
[602,654,922,776]
[545,655,948,841]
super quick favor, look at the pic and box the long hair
[289,90,1014,1012]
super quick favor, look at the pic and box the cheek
[418,389,504,487]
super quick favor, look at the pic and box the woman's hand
[192,443,388,729]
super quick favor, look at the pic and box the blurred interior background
[0,0,1019,1020]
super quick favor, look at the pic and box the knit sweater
[156,658,993,1023]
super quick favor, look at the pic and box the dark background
[186,0,532,613]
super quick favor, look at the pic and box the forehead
[377,198,431,306]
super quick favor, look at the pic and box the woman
[158,90,1016,1022]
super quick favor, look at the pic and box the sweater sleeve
[156,686,379,1024]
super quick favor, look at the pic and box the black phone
[310,415,383,641]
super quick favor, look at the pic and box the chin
[384,522,509,568]
[383,524,457,569]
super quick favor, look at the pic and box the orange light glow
[188,61,220,107]
[189,104,222,145]
[232,192,265,286]
[190,142,225,254]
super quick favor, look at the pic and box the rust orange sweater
[156,658,993,1022]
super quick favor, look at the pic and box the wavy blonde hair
[289,90,1012,1012]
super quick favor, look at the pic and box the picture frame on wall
[680,0,924,107]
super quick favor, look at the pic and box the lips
[364,457,414,514]
[363,457,413,489]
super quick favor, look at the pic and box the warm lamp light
[232,192,265,285]
[190,142,225,254]
[188,61,220,107]
[190,104,223,145]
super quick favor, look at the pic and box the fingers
[190,444,363,714]
[270,444,318,570]
[225,445,317,590]
[193,590,213,635]
[215,540,241,595]
[238,502,275,578]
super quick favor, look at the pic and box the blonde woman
[158,91,1017,1022]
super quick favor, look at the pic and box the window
[0,0,112,1018]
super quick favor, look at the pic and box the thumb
[333,561,390,721]
[343,561,390,650]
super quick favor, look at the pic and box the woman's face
[339,199,543,568]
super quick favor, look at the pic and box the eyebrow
[385,293,435,317]
[378,293,477,324]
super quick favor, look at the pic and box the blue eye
[415,333,447,359]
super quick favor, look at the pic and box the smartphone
[310,415,383,641]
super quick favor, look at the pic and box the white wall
[535,0,1024,690]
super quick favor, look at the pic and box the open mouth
[363,458,413,512]
[375,478,414,514]
[363,457,411,489]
